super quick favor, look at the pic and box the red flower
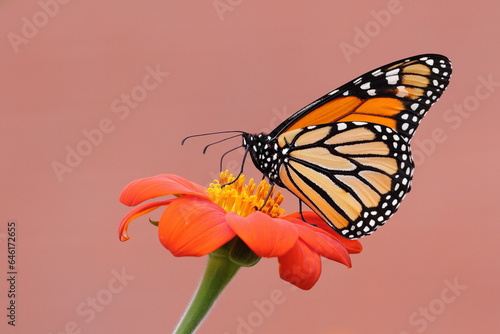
[119,171,361,290]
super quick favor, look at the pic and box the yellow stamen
[207,170,286,218]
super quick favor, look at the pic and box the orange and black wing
[277,122,413,238]
[269,54,452,238]
[269,54,452,140]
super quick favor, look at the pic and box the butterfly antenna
[202,134,243,154]
[219,144,244,171]
[181,130,245,145]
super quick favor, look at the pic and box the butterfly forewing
[270,54,452,141]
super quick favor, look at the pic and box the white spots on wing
[386,68,400,76]
[384,68,400,85]
[386,75,399,85]
[337,123,347,131]
[396,85,409,97]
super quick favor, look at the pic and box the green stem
[173,252,241,334]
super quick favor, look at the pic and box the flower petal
[119,199,174,241]
[284,217,352,267]
[226,211,298,258]
[120,174,208,206]
[285,211,363,254]
[158,195,236,257]
[278,242,321,290]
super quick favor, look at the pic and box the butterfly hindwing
[276,122,413,239]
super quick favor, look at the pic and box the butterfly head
[243,133,284,185]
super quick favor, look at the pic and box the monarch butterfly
[184,54,452,239]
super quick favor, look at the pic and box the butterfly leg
[221,146,250,187]
[219,144,244,173]
[256,182,275,211]
[298,200,316,227]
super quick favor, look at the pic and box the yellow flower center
[207,170,286,218]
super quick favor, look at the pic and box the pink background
[1,1,499,333]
